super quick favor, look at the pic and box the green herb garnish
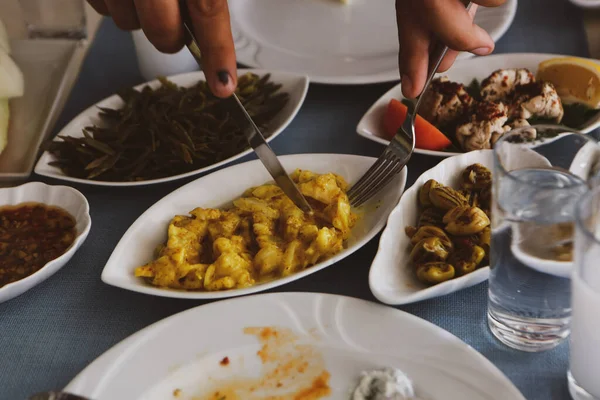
[45,73,289,182]
[561,103,600,129]
[466,78,481,101]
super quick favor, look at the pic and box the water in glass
[488,126,600,352]
[489,167,587,351]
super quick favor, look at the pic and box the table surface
[0,1,593,399]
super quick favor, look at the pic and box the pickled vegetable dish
[0,203,76,288]
[404,164,491,285]
[45,73,289,182]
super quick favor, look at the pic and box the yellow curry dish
[134,169,358,291]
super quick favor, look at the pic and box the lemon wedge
[0,98,8,154]
[537,57,600,109]
[0,48,24,99]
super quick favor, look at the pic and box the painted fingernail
[401,74,412,94]
[471,47,492,56]
[217,70,230,85]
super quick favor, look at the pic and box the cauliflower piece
[164,215,205,264]
[304,227,344,265]
[254,243,283,276]
[324,195,355,239]
[233,197,279,219]
[250,184,283,200]
[207,211,241,241]
[299,173,343,205]
[419,76,474,127]
[494,118,535,146]
[455,101,509,151]
[291,169,318,184]
[213,236,248,258]
[510,81,564,123]
[281,240,305,276]
[480,68,535,102]
[204,252,254,290]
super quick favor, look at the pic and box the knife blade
[178,2,312,214]
[29,391,90,400]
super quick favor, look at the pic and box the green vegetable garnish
[561,103,600,129]
[465,79,482,101]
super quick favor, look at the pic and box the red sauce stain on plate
[194,327,331,400]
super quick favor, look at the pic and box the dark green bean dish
[404,163,492,286]
[45,73,289,182]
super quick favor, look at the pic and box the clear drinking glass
[19,0,87,39]
[489,125,600,352]
[568,185,600,399]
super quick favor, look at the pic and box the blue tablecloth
[0,1,591,399]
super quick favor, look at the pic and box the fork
[348,2,473,207]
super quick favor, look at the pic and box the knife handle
[178,0,203,65]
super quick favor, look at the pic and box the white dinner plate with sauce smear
[229,0,517,84]
[101,153,407,300]
[64,292,526,400]
[369,150,492,305]
[34,69,309,186]
[356,53,600,158]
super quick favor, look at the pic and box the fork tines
[347,147,404,207]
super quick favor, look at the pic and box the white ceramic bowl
[369,150,492,305]
[0,182,91,303]
[34,69,310,186]
[101,153,407,300]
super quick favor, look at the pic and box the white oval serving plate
[356,53,600,157]
[64,292,526,400]
[0,182,91,303]
[568,0,600,8]
[229,0,517,85]
[34,69,309,186]
[101,153,407,299]
[369,150,492,305]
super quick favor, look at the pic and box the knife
[178,2,312,214]
[29,391,90,400]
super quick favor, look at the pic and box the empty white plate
[369,150,492,305]
[64,292,526,400]
[229,0,518,84]
[356,53,600,157]
[34,69,309,186]
[101,153,407,300]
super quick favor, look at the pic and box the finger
[104,0,140,30]
[397,0,431,98]
[419,0,494,55]
[187,0,237,98]
[436,4,476,72]
[134,0,185,53]
[437,49,459,72]
[473,0,506,6]
[87,0,110,15]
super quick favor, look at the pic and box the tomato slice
[382,99,452,151]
